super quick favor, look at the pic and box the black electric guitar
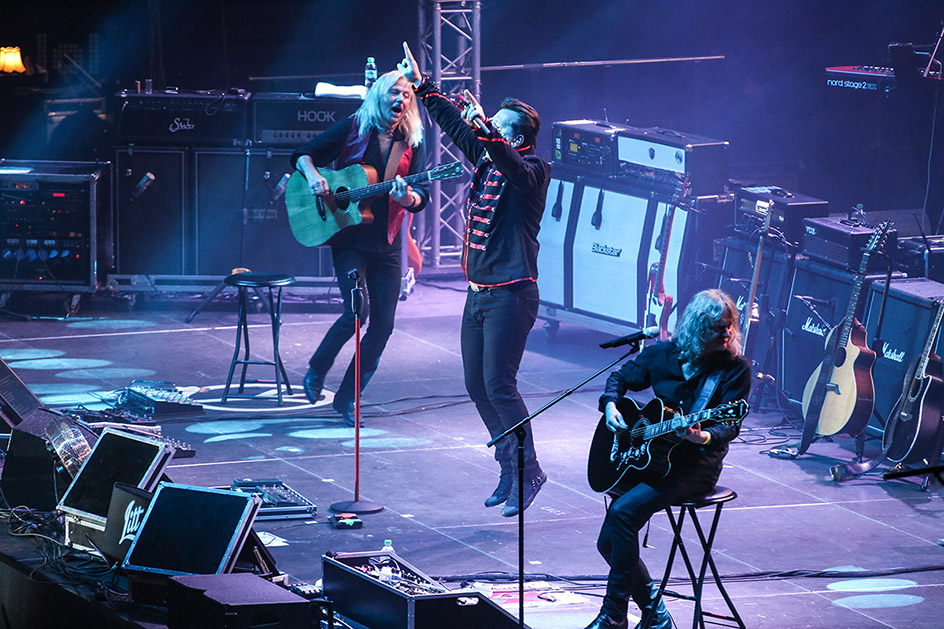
[285,161,462,247]
[799,222,890,454]
[587,397,749,493]
[883,298,944,464]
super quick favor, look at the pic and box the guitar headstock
[857,221,890,274]
[711,399,750,421]
[866,221,890,253]
[429,161,463,181]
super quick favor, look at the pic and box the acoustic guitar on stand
[798,221,890,454]
[882,297,944,464]
[285,161,462,247]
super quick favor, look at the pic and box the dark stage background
[1,0,941,223]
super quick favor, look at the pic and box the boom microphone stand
[331,268,383,515]
[487,338,645,628]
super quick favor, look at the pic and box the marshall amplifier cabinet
[862,278,944,430]
[0,159,111,291]
[552,119,630,175]
[117,90,250,146]
[735,185,828,245]
[780,255,903,403]
[251,93,361,146]
[616,126,729,195]
[802,216,898,272]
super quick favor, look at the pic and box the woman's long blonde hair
[674,289,742,363]
[355,70,423,147]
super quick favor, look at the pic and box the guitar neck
[340,171,432,203]
[644,406,713,440]
[837,254,872,348]
[917,300,944,378]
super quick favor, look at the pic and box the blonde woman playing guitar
[291,69,429,427]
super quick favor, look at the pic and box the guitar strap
[383,141,407,183]
[384,140,410,244]
[691,371,722,414]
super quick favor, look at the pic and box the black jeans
[460,281,540,476]
[596,472,715,617]
[308,245,401,406]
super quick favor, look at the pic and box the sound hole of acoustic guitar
[334,187,350,210]
[833,346,846,368]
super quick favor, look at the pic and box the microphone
[599,326,660,349]
[793,295,833,308]
[455,93,490,133]
[270,173,290,205]
[131,172,155,200]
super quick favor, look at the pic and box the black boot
[302,368,324,403]
[484,474,514,507]
[332,398,363,427]
[583,611,628,629]
[501,468,547,517]
[633,581,673,629]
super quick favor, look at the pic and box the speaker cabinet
[568,179,689,328]
[715,235,791,366]
[863,278,944,426]
[0,356,43,428]
[193,149,333,277]
[167,573,313,629]
[537,169,581,308]
[115,147,189,275]
[780,256,902,403]
[1,413,98,511]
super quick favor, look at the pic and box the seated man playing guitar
[291,69,429,426]
[586,289,751,629]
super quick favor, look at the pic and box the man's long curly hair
[674,289,742,363]
[355,70,423,147]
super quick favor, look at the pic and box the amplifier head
[552,119,630,174]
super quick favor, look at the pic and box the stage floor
[1,276,942,628]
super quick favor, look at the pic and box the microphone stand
[331,269,383,514]
[487,340,645,628]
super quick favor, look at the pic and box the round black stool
[221,272,295,406]
[642,485,745,629]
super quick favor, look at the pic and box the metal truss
[415,0,481,268]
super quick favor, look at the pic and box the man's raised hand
[398,42,422,86]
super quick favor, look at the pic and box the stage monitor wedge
[123,483,260,577]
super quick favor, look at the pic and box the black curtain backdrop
[1,0,941,222]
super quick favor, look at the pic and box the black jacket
[414,79,549,286]
[599,340,752,478]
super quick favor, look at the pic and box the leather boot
[332,398,363,427]
[583,611,628,629]
[633,581,673,629]
[302,368,324,403]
